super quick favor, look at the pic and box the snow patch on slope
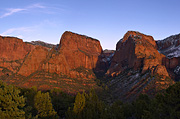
[157,33,180,58]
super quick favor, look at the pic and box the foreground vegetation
[0,80,180,119]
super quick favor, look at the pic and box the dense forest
[0,80,180,119]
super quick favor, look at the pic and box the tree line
[0,80,180,119]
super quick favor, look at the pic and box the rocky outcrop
[58,31,102,70]
[9,31,103,78]
[107,31,166,77]
[105,31,176,101]
[0,36,35,61]
[18,46,49,76]
[42,52,70,75]
[0,36,35,74]
[153,65,169,77]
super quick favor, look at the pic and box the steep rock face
[16,31,103,78]
[107,31,167,77]
[41,31,103,78]
[18,46,49,76]
[162,57,179,69]
[0,36,35,74]
[58,31,102,70]
[0,36,35,61]
[42,52,70,75]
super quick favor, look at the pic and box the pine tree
[73,92,86,114]
[66,89,107,119]
[0,81,25,119]
[20,86,38,118]
[83,89,107,119]
[34,91,58,119]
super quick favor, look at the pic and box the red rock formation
[18,46,49,76]
[16,31,102,78]
[0,31,176,97]
[0,36,35,61]
[162,57,179,69]
[42,53,70,75]
[153,65,169,77]
[107,31,168,77]
[0,36,35,74]
[59,31,102,70]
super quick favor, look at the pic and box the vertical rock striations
[58,31,102,70]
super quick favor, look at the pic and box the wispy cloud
[28,3,46,9]
[0,19,60,40]
[0,8,25,18]
[1,27,35,35]
[0,25,38,40]
[0,3,46,18]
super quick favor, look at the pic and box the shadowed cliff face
[157,33,180,81]
[107,31,168,77]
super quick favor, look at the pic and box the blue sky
[0,0,180,50]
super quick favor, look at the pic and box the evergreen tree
[133,94,151,119]
[83,89,107,119]
[155,82,180,119]
[34,91,58,119]
[20,86,38,118]
[73,92,86,114]
[50,88,74,118]
[109,100,125,119]
[0,81,25,119]
[66,89,107,119]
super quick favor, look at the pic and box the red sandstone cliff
[0,36,35,75]
[107,31,168,77]
[0,36,35,61]
[0,32,103,92]
[105,31,174,101]
[18,46,49,76]
[58,31,102,70]
[10,31,102,78]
